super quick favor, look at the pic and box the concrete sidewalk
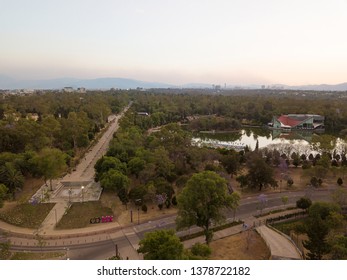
[256,225,301,259]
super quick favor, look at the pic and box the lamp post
[280,172,284,193]
[81,186,84,203]
[137,206,140,225]
[64,247,69,260]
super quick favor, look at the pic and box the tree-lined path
[36,103,132,232]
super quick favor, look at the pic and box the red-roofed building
[269,114,324,131]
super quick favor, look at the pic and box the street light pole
[81,186,84,203]
[137,207,140,225]
[54,208,57,226]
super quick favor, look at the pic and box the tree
[255,139,259,151]
[176,171,234,244]
[296,197,312,212]
[128,157,145,178]
[62,111,91,150]
[189,242,212,259]
[281,195,289,207]
[30,148,67,191]
[303,202,342,259]
[0,184,9,208]
[287,178,294,187]
[303,216,331,259]
[94,156,127,181]
[230,192,241,221]
[337,177,343,186]
[137,229,184,260]
[245,153,277,190]
[310,176,319,187]
[100,169,130,204]
[0,162,24,197]
[291,153,301,167]
[331,187,347,207]
[330,235,347,260]
[220,152,240,176]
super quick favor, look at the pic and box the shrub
[337,177,343,186]
[190,243,211,258]
[287,178,294,187]
[141,204,148,213]
[310,176,319,187]
[171,196,177,206]
[296,197,312,211]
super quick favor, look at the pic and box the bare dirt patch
[209,230,270,260]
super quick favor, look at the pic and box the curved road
[2,188,335,259]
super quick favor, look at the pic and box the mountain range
[1,75,347,91]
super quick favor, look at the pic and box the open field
[56,201,113,229]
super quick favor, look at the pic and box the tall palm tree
[0,162,24,197]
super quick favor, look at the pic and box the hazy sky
[1,0,347,85]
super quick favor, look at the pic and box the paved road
[63,105,131,182]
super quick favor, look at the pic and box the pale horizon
[1,0,347,86]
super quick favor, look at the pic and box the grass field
[0,203,55,229]
[56,201,113,229]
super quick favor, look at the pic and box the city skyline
[1,0,347,86]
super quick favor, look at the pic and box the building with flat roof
[269,114,324,131]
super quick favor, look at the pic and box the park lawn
[56,201,113,229]
[0,203,55,229]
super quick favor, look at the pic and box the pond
[192,128,347,156]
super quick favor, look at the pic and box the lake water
[192,128,347,156]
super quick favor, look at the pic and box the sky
[1,0,347,86]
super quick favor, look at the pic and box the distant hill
[286,83,347,91]
[1,74,347,91]
[0,76,173,90]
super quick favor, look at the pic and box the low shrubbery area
[265,211,307,226]
[254,206,297,218]
[271,218,308,235]
[180,220,243,242]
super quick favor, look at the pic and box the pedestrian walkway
[181,209,303,260]
[26,107,130,233]
[39,201,70,234]
[256,225,302,259]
